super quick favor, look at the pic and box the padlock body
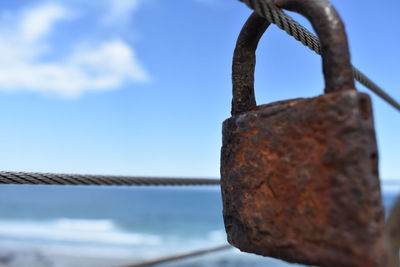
[221,90,387,267]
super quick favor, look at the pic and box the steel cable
[239,0,400,112]
[122,245,232,267]
[1,1,398,187]
[0,172,220,186]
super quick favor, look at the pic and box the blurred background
[0,0,398,266]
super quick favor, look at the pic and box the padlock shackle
[232,0,355,115]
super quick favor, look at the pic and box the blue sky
[0,0,398,180]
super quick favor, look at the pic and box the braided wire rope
[239,0,400,112]
[1,1,398,187]
[123,245,232,267]
[0,172,220,186]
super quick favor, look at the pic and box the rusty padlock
[220,1,387,266]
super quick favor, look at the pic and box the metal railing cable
[0,2,398,187]
[121,245,232,267]
[0,172,220,186]
[238,0,400,112]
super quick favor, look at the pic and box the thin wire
[240,0,400,112]
[121,245,232,267]
[0,172,220,186]
[2,1,398,187]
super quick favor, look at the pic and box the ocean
[0,182,398,267]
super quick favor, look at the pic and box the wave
[0,218,162,246]
[382,184,400,195]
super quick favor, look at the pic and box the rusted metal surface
[221,1,387,266]
[271,0,355,94]
[221,91,387,266]
[232,12,270,115]
[233,0,355,116]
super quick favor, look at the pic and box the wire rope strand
[122,245,232,267]
[0,172,221,186]
[240,0,400,111]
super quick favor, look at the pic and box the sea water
[0,182,398,267]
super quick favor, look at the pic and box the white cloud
[0,40,149,97]
[72,41,148,82]
[20,4,67,42]
[103,0,140,25]
[0,1,149,98]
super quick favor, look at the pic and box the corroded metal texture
[222,0,387,266]
[271,0,355,94]
[233,0,355,115]
[221,91,387,266]
[232,12,270,115]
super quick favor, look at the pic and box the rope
[239,0,400,112]
[0,172,220,186]
[121,245,232,267]
[2,2,398,187]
